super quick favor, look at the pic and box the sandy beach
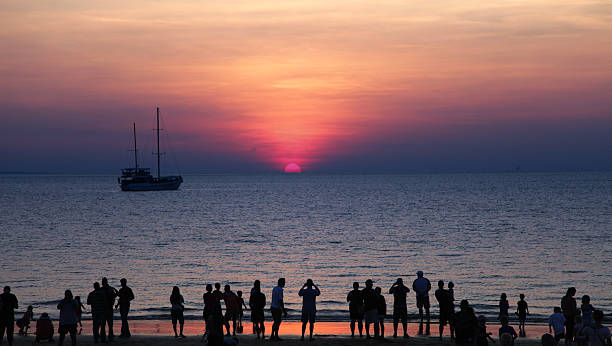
[10,321,548,345]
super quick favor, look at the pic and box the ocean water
[1,172,611,322]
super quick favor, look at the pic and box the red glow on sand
[284,163,301,173]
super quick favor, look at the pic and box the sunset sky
[1,0,611,173]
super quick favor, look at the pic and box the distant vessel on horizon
[118,108,182,191]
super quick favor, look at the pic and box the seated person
[35,313,54,342]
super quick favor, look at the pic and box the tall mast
[157,107,161,178]
[133,123,138,169]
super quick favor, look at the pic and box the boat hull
[120,176,183,191]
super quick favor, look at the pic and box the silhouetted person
[222,285,240,336]
[583,310,611,346]
[347,282,364,337]
[57,290,78,346]
[476,315,495,346]
[0,286,18,346]
[35,313,54,343]
[454,299,478,346]
[516,293,529,336]
[236,291,246,333]
[561,287,577,345]
[499,293,509,320]
[16,305,33,336]
[581,295,594,327]
[412,270,431,335]
[213,283,223,301]
[448,281,456,339]
[270,278,287,341]
[204,284,223,345]
[363,279,379,339]
[435,280,453,340]
[74,296,86,330]
[249,281,266,339]
[170,286,185,338]
[498,315,517,345]
[541,333,556,346]
[298,279,320,341]
[574,315,587,345]
[248,280,266,339]
[116,278,134,338]
[87,282,106,343]
[375,287,386,339]
[548,306,566,343]
[101,277,118,341]
[389,278,410,338]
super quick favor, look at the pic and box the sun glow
[284,163,301,173]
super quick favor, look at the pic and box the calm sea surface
[1,173,611,322]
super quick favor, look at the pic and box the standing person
[388,278,410,338]
[236,291,247,333]
[434,280,453,340]
[101,277,118,341]
[583,310,611,346]
[499,293,510,320]
[498,315,518,346]
[375,287,386,339]
[57,290,78,346]
[412,270,432,335]
[116,278,134,338]
[270,278,287,341]
[0,286,18,346]
[249,281,266,339]
[16,305,33,336]
[448,281,456,340]
[298,279,320,341]
[86,282,107,343]
[561,287,578,345]
[363,279,379,339]
[222,285,240,336]
[549,307,566,343]
[74,296,86,332]
[581,295,595,327]
[454,299,478,346]
[516,293,529,336]
[170,286,185,338]
[347,282,364,337]
[204,284,224,345]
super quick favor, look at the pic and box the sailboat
[118,108,183,191]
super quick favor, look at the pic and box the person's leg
[309,321,314,340]
[106,311,114,339]
[121,304,130,337]
[358,318,363,337]
[350,320,355,336]
[418,306,424,334]
[0,323,6,344]
[425,307,431,335]
[99,316,107,342]
[301,321,306,340]
[6,319,14,346]
[379,319,384,338]
[439,320,444,339]
[232,314,237,335]
[179,319,184,337]
[69,327,76,346]
[373,319,379,338]
[224,312,230,336]
[402,315,409,337]
[260,321,265,338]
[58,330,65,346]
[365,322,371,338]
[393,314,398,337]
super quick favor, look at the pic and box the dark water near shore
[1,172,611,321]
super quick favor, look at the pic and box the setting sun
[284,163,301,173]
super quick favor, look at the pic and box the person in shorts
[249,281,266,339]
[270,278,287,341]
[516,293,529,336]
[435,280,453,340]
[412,270,431,335]
[363,279,379,339]
[57,290,78,346]
[298,279,320,341]
[389,278,410,338]
[170,286,185,338]
[347,282,364,337]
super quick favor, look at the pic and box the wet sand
[12,320,548,345]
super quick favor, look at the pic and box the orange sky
[1,0,612,172]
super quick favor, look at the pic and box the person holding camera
[298,279,321,341]
[389,278,410,338]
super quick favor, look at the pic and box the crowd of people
[1,272,610,346]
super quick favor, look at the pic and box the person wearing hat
[412,271,431,335]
